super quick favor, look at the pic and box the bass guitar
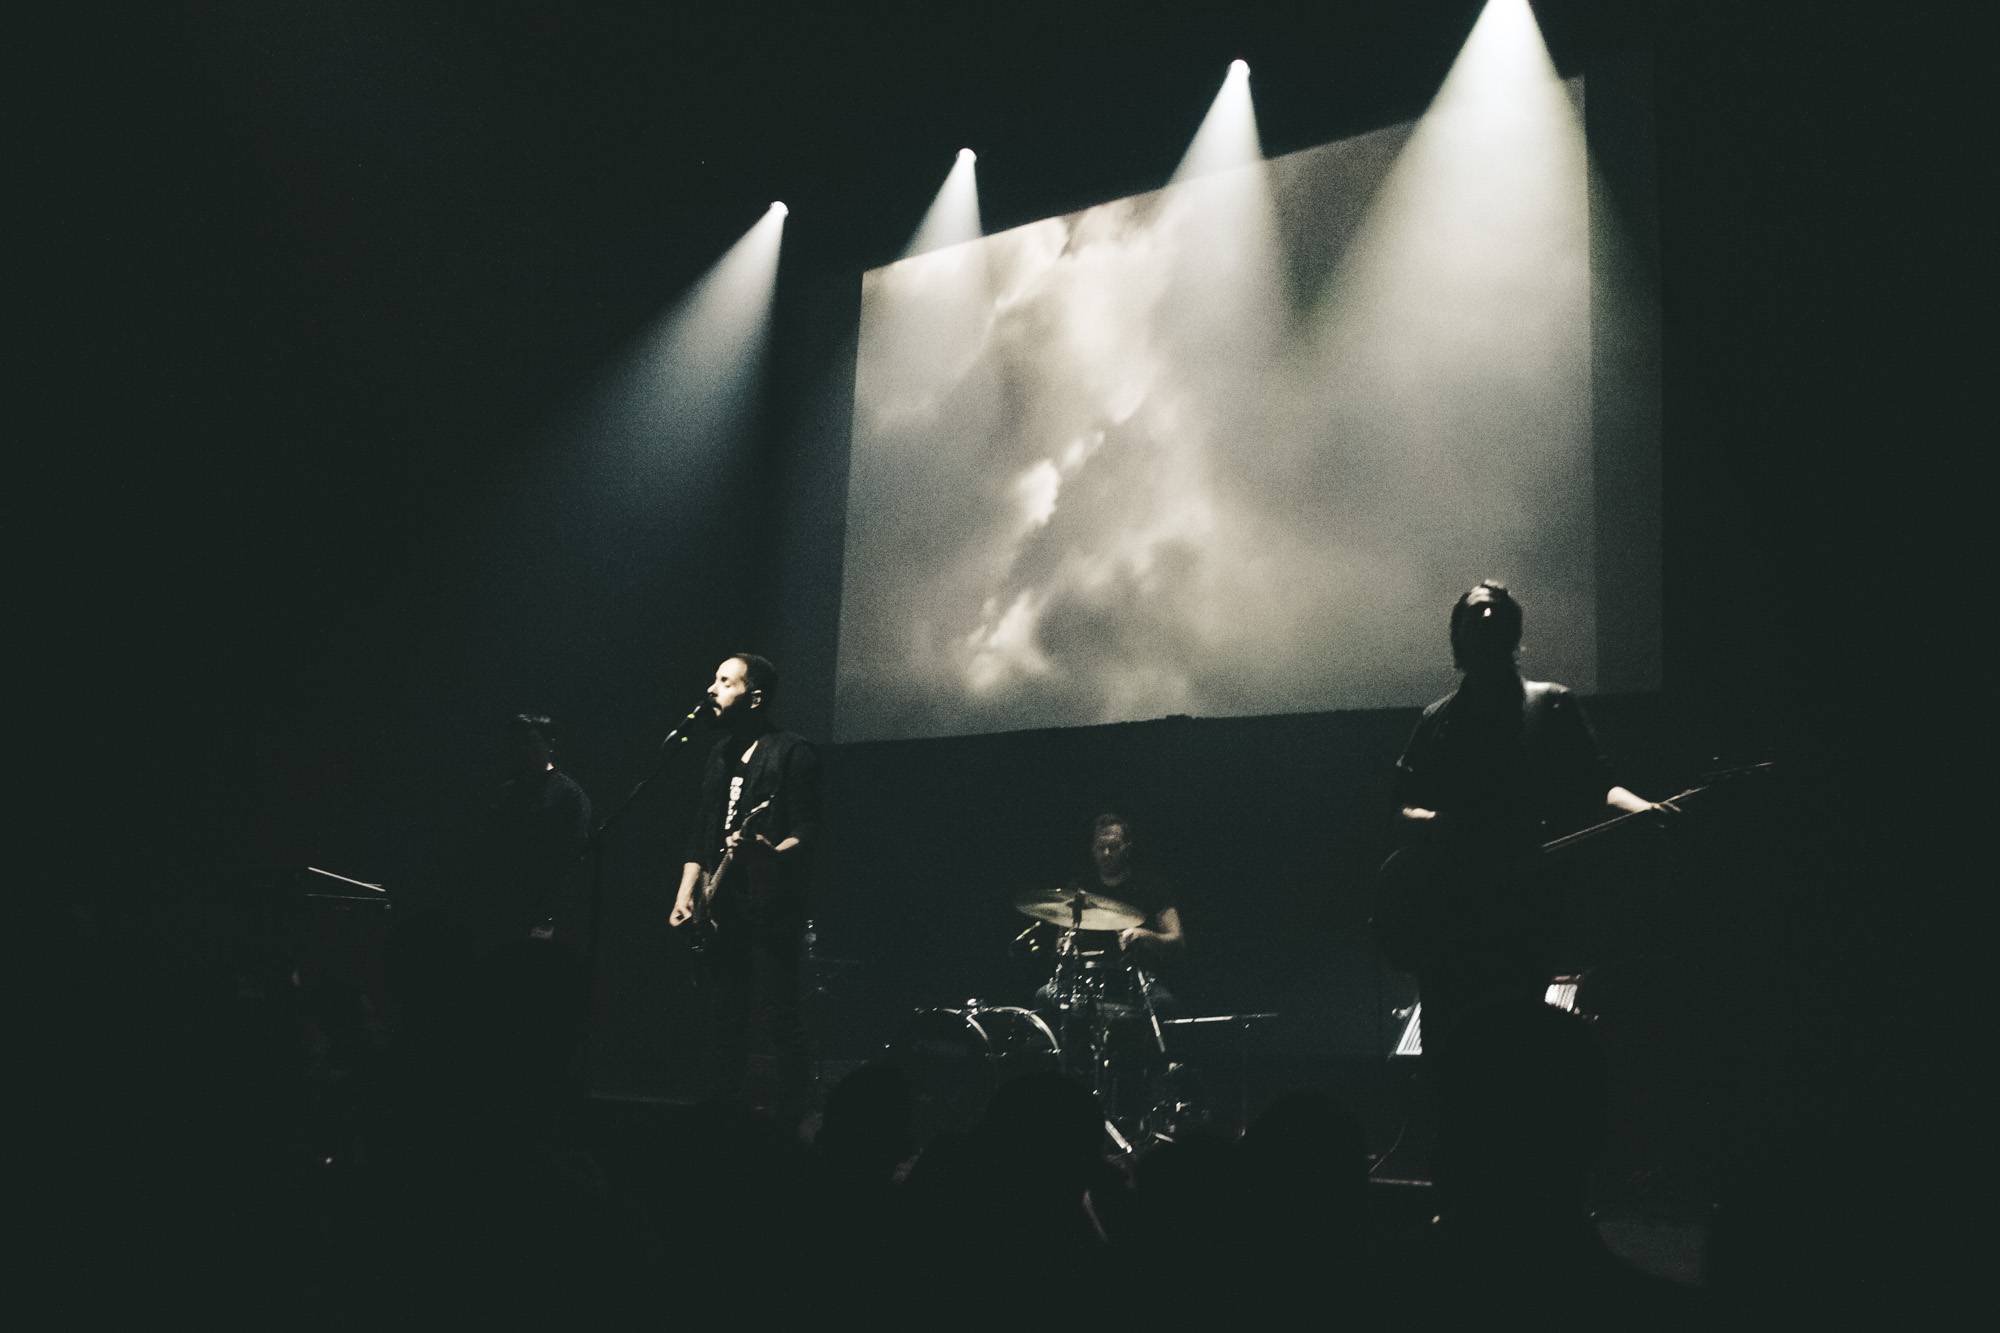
[1372,762,1772,973]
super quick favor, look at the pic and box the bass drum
[890,1004,1061,1139]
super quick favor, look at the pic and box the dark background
[39,0,1971,1213]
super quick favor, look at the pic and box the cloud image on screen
[836,78,1617,743]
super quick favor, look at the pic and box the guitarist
[1387,581,1676,1062]
[669,653,821,1124]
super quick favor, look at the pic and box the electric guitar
[683,797,775,954]
[1372,763,1772,972]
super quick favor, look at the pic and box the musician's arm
[669,860,702,925]
[1554,692,1672,818]
[673,744,724,925]
[756,740,821,856]
[671,790,708,924]
[1394,717,1443,837]
[1119,905,1185,954]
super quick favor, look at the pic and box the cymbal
[1012,885,1145,933]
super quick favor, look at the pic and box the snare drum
[1037,951,1147,1019]
[890,1004,1060,1135]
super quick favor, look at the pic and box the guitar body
[682,796,774,955]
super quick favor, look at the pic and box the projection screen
[836,79,1655,743]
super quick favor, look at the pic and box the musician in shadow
[1383,581,1676,1062]
[461,713,592,959]
[669,653,821,1128]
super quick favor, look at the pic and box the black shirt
[1395,676,1613,854]
[683,726,821,912]
[1069,864,1179,955]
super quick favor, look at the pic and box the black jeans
[698,903,808,1126]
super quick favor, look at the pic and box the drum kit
[892,883,1186,1148]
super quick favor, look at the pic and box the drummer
[1085,812,1184,963]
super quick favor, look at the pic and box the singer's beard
[715,700,772,738]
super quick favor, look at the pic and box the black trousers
[696,904,809,1126]
[1416,966,1548,1071]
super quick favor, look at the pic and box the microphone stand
[578,702,708,1084]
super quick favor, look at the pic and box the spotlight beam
[902,149,984,258]
[1171,61,1264,184]
[629,203,787,449]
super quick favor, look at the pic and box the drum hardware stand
[1158,1013,1278,1136]
[1046,914,1139,1152]
[1133,965,1167,1055]
[802,921,831,1058]
[1055,898,1084,1082]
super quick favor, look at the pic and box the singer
[669,653,821,1126]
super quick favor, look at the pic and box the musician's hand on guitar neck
[1608,786,1680,819]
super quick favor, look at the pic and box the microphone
[660,698,711,749]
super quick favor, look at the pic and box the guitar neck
[707,848,736,888]
[704,799,774,890]
[1539,783,1705,856]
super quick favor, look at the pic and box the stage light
[1322,0,1585,307]
[1294,0,1597,639]
[626,205,785,443]
[770,201,789,217]
[1160,54,1278,320]
[1170,57,1265,183]
[556,199,786,554]
[900,148,984,258]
